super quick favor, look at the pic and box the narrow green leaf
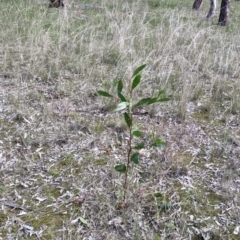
[157,89,165,97]
[157,97,170,102]
[132,131,142,137]
[124,112,132,128]
[134,142,144,150]
[133,98,150,108]
[131,75,141,90]
[114,102,129,112]
[79,217,89,227]
[97,90,113,98]
[115,164,127,173]
[151,139,166,147]
[117,80,123,93]
[147,98,158,105]
[132,64,146,77]
[118,91,127,102]
[131,152,139,164]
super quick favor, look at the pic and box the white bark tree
[192,0,231,26]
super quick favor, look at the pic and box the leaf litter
[0,1,240,239]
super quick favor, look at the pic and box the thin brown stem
[122,124,132,205]
[122,84,133,206]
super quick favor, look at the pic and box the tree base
[49,0,65,8]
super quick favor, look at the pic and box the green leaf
[131,75,141,91]
[158,97,170,102]
[124,112,132,128]
[133,98,150,108]
[117,80,127,101]
[79,217,89,227]
[114,102,129,112]
[117,80,123,93]
[147,98,158,105]
[157,201,172,211]
[118,91,127,102]
[132,130,142,137]
[132,64,146,77]
[131,152,139,164]
[151,139,166,147]
[157,89,165,97]
[115,164,127,173]
[97,90,113,98]
[154,192,163,198]
[134,142,144,150]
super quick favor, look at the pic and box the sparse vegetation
[0,0,239,239]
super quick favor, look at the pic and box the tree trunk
[218,0,231,26]
[192,0,204,10]
[49,0,64,8]
[206,0,217,19]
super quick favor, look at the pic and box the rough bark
[218,0,231,26]
[192,0,204,10]
[49,0,64,8]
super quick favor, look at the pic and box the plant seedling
[97,64,169,207]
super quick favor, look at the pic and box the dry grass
[0,0,240,239]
